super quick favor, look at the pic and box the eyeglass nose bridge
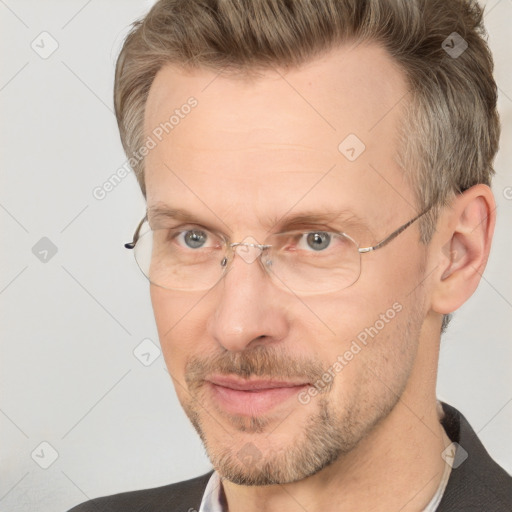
[221,239,273,266]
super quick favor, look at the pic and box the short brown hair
[114,0,500,242]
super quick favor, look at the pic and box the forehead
[143,42,415,235]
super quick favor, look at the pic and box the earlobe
[431,185,496,315]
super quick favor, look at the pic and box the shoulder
[67,471,213,512]
[438,402,512,512]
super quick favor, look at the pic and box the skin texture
[143,42,495,512]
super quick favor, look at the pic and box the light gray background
[1,1,511,511]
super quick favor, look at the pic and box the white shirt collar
[198,470,224,512]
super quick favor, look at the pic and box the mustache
[185,344,328,390]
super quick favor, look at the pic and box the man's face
[144,43,431,485]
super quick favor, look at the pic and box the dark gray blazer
[68,402,512,511]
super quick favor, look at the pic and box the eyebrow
[264,210,367,233]
[147,204,233,233]
[148,205,205,224]
[147,203,368,234]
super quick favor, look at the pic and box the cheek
[150,286,210,377]
[364,240,427,300]
[316,294,422,415]
[298,252,425,378]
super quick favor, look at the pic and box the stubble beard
[178,299,423,486]
[182,384,401,486]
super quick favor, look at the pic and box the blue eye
[180,230,208,249]
[304,232,331,251]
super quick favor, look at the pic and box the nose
[206,244,289,353]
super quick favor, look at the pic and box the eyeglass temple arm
[124,215,147,249]
[358,207,432,254]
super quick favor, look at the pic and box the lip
[205,375,309,416]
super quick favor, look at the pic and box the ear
[430,184,496,315]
